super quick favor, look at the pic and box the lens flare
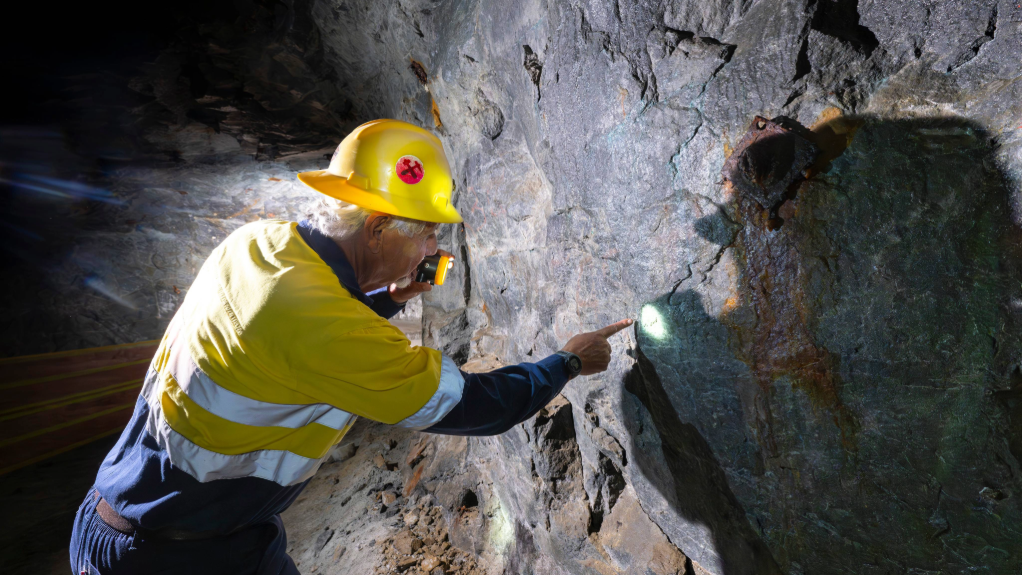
[84,275,137,310]
[640,305,667,340]
[1,174,125,204]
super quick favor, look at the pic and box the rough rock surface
[281,419,493,575]
[403,1,1022,573]
[284,393,696,575]
[6,0,1022,574]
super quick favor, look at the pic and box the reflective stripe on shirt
[166,339,355,431]
[122,220,456,487]
[141,367,332,486]
[394,354,465,429]
[93,220,487,535]
[140,334,459,485]
[139,323,355,486]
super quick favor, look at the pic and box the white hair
[304,197,431,241]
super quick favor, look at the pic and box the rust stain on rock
[403,463,425,497]
[724,186,859,452]
[410,59,428,85]
[430,98,443,129]
[722,116,820,218]
[806,107,863,176]
[721,115,859,453]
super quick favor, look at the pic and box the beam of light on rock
[84,276,138,310]
[640,304,667,340]
[0,174,125,204]
[487,497,514,553]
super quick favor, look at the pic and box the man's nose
[426,236,438,256]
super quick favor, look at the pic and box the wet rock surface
[6,0,1022,574]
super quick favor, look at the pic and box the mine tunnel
[2,0,1022,574]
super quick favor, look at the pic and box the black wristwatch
[555,351,583,379]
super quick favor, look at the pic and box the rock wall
[308,0,1022,573]
[6,0,1022,574]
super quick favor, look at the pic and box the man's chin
[394,276,413,289]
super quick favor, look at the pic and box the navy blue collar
[295,220,375,307]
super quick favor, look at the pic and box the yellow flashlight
[415,254,454,285]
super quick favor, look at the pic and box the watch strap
[554,350,583,379]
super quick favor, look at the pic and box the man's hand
[389,249,456,304]
[560,319,634,376]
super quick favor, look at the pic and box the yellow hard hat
[297,119,463,224]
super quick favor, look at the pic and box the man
[69,119,632,574]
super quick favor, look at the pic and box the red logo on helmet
[396,155,424,184]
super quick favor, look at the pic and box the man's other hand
[389,249,455,303]
[560,319,634,376]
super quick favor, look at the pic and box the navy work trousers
[69,489,300,575]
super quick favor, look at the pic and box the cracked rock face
[353,0,1021,573]
[8,0,1022,574]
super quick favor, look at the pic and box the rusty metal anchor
[722,116,820,219]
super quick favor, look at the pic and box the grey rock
[314,527,335,556]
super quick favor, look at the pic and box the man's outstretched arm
[425,319,633,436]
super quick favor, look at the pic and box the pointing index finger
[594,318,634,338]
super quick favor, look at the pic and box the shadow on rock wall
[623,116,1022,575]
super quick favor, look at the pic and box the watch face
[569,356,582,373]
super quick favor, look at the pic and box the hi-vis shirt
[95,220,569,535]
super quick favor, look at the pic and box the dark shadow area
[624,293,782,575]
[0,4,191,572]
[0,434,119,574]
[624,116,1022,574]
[810,0,879,57]
[0,1,205,356]
[0,1,341,571]
[0,0,347,357]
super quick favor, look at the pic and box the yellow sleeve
[288,318,444,424]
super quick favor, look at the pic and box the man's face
[381,221,439,288]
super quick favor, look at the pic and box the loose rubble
[281,418,494,575]
[373,503,482,575]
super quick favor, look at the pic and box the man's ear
[364,213,391,254]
